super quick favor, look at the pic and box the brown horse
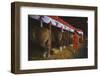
[51,27,64,51]
[51,28,70,52]
[31,25,51,58]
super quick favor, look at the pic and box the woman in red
[73,30,79,53]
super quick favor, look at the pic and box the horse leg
[43,47,50,58]
[42,38,51,58]
[60,46,63,52]
[43,48,48,58]
[46,39,51,58]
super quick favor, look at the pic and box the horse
[31,23,51,58]
[51,27,64,52]
[51,27,71,53]
[62,31,68,49]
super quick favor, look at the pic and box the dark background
[60,16,88,38]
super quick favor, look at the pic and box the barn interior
[28,15,88,60]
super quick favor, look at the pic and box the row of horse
[30,22,73,58]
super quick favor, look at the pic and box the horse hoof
[43,52,50,58]
[43,52,47,58]
[60,47,63,52]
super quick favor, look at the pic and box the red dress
[73,33,79,49]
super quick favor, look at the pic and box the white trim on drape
[41,16,51,24]
[30,15,40,20]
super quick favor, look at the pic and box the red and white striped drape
[30,15,83,35]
